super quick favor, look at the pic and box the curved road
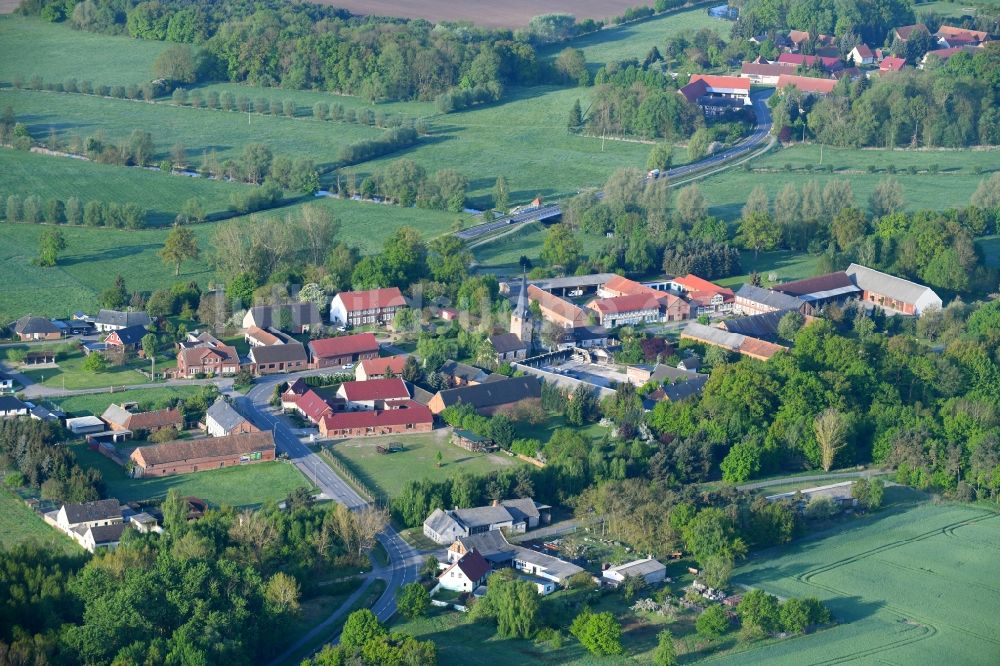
[238,376,421,663]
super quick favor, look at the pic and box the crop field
[714,492,1000,665]
[71,443,310,506]
[51,386,207,417]
[329,430,524,498]
[319,0,646,27]
[0,488,80,554]
[0,15,166,86]
[0,88,383,169]
[0,149,246,225]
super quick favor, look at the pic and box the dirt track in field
[317,0,643,27]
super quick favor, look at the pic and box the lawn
[0,15,167,87]
[472,222,608,275]
[715,249,823,289]
[0,487,81,554]
[0,149,246,226]
[0,197,456,322]
[51,385,207,417]
[0,88,383,169]
[716,489,1000,665]
[513,412,610,446]
[20,349,152,390]
[71,443,311,506]
[329,430,525,498]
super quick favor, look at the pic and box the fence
[321,446,391,508]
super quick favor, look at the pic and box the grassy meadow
[0,15,167,87]
[0,488,80,554]
[71,443,310,506]
[0,149,246,225]
[51,385,207,417]
[328,430,525,498]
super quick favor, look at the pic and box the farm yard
[327,430,525,498]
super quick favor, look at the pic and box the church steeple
[510,270,534,348]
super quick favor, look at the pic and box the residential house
[427,375,542,416]
[447,530,583,587]
[734,284,805,316]
[571,326,612,348]
[879,56,907,72]
[13,316,61,341]
[669,275,735,315]
[920,46,978,67]
[94,310,151,333]
[355,356,407,381]
[176,337,241,378]
[740,59,798,85]
[527,285,589,329]
[329,287,407,327]
[243,303,322,334]
[681,322,787,361]
[679,74,752,114]
[130,431,276,477]
[244,325,285,348]
[677,354,702,372]
[336,377,410,410]
[849,44,875,65]
[891,23,929,42]
[423,498,549,544]
[438,549,491,593]
[48,499,126,552]
[102,404,183,434]
[204,398,258,437]
[78,523,128,552]
[602,558,667,587]
[318,400,433,438]
[438,360,491,387]
[772,271,863,313]
[308,333,380,368]
[488,333,528,363]
[776,74,839,95]
[845,263,942,316]
[104,324,148,353]
[248,342,308,375]
[934,24,990,47]
[0,396,30,418]
[291,389,339,424]
[280,378,310,409]
[587,293,661,328]
[777,52,844,71]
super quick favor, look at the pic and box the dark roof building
[60,499,122,525]
[428,376,542,415]
[735,284,805,315]
[249,342,308,365]
[489,333,528,355]
[13,316,61,340]
[105,324,148,348]
[95,310,151,331]
[243,303,322,333]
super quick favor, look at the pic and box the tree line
[2,193,147,228]
[0,419,102,502]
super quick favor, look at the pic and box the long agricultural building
[129,431,276,477]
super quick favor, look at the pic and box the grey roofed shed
[249,341,308,364]
[95,310,151,328]
[735,284,804,312]
[205,398,248,433]
[453,504,514,529]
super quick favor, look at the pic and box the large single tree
[36,228,66,267]
[814,407,848,471]
[160,224,200,276]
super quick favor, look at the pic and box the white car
[343,363,355,370]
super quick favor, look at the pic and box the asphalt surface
[454,89,774,242]
[239,374,421,660]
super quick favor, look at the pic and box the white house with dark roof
[94,310,151,332]
[47,498,129,552]
[423,498,550,544]
[438,549,491,592]
[204,397,258,437]
[845,264,942,316]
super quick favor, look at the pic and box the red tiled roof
[359,356,407,377]
[527,285,585,323]
[688,74,751,91]
[178,344,239,366]
[776,74,838,94]
[339,377,409,402]
[893,23,928,40]
[788,29,811,44]
[246,325,282,346]
[309,333,379,359]
[297,389,335,422]
[127,408,183,430]
[672,274,735,297]
[320,400,432,431]
[879,56,907,71]
[739,337,787,360]
[936,25,989,41]
[853,44,874,58]
[334,287,406,312]
[924,46,975,61]
[132,431,275,467]
[776,53,843,69]
[741,61,797,77]
[590,293,661,315]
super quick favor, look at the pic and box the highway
[455,89,774,242]
[238,374,421,660]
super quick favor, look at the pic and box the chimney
[492,499,501,507]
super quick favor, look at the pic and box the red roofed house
[934,25,989,47]
[849,44,875,66]
[679,74,751,114]
[920,46,978,68]
[176,335,240,377]
[280,378,310,410]
[308,333,380,369]
[355,356,407,381]
[329,288,407,328]
[102,403,184,433]
[292,389,338,424]
[776,53,844,71]
[669,275,735,315]
[879,56,907,72]
[776,74,839,95]
[437,548,491,593]
[587,293,662,328]
[892,23,929,42]
[336,377,410,410]
[318,399,433,438]
[527,284,589,329]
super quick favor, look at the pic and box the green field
[472,222,609,274]
[0,88,382,169]
[329,430,525,498]
[0,196,456,322]
[0,488,80,553]
[72,443,310,506]
[0,149,246,225]
[51,385,207,417]
[716,491,1000,665]
[21,349,152,390]
[0,15,167,87]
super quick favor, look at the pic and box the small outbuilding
[602,557,667,587]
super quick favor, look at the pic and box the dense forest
[733,0,917,43]
[16,0,549,100]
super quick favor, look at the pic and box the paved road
[737,469,887,491]
[240,375,421,663]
